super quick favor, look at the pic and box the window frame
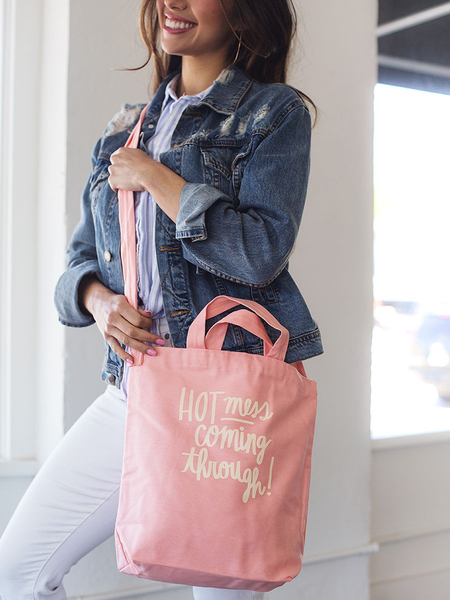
[0,0,41,465]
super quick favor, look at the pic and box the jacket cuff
[54,261,101,327]
[175,182,225,242]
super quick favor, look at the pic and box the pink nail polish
[156,339,166,346]
[147,348,157,356]
[126,358,133,365]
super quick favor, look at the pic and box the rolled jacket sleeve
[175,102,311,287]
[54,139,102,327]
[176,182,225,242]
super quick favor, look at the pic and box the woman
[0,0,323,598]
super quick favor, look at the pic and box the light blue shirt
[134,73,214,321]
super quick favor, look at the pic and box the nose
[165,0,188,10]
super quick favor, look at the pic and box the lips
[163,13,198,34]
[164,12,196,25]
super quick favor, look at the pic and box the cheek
[205,15,233,43]
[196,0,231,33]
[156,0,165,25]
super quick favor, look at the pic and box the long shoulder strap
[117,104,150,366]
[117,104,150,310]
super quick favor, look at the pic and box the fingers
[92,293,167,364]
[137,307,152,318]
[102,300,166,363]
[108,155,121,192]
[105,333,157,364]
[108,295,151,330]
[108,171,117,193]
[107,321,165,356]
[108,148,150,193]
[105,327,166,365]
[112,314,154,344]
[105,334,135,364]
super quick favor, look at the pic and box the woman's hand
[108,147,154,193]
[80,275,165,364]
[108,147,187,223]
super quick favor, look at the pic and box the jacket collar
[197,64,253,115]
[147,63,253,119]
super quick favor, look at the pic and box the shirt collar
[162,73,214,111]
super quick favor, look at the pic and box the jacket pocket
[250,281,279,305]
[200,147,232,191]
[230,141,252,200]
[199,139,251,203]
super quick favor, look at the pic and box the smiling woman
[157,0,234,95]
[0,0,323,598]
[137,0,316,104]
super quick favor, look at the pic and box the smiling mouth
[164,16,197,30]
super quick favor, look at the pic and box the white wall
[290,0,376,557]
[1,1,378,599]
[371,435,450,598]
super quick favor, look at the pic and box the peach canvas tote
[114,105,318,592]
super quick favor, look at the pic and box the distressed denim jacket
[54,64,323,388]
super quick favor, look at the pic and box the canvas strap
[117,103,150,365]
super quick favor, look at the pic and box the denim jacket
[54,63,323,388]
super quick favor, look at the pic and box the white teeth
[165,18,196,30]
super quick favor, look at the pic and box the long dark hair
[132,0,316,119]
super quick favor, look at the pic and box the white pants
[0,318,267,600]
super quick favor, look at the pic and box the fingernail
[144,310,152,315]
[126,358,133,365]
[147,348,157,356]
[155,338,166,346]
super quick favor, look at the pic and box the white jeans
[0,318,267,600]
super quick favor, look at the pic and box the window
[371,1,450,438]
[371,84,450,438]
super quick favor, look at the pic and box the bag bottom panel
[118,561,293,592]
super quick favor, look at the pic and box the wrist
[138,160,185,223]
[79,275,106,316]
[140,160,159,195]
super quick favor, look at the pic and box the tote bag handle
[187,295,289,362]
[205,309,275,356]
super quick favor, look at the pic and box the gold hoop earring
[232,34,242,65]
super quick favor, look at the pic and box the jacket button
[104,251,112,262]
[108,374,115,384]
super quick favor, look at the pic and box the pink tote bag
[114,106,318,592]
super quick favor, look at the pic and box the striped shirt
[135,73,213,321]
